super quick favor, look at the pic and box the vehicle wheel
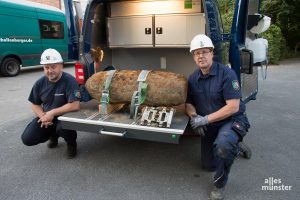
[0,57,21,77]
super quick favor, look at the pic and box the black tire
[0,57,21,77]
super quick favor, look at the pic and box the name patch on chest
[54,93,64,96]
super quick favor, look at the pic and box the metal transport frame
[59,100,189,144]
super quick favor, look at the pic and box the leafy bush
[217,0,234,33]
[261,0,300,61]
[261,24,286,64]
[217,0,297,64]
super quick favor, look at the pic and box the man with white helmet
[21,48,80,158]
[185,34,251,200]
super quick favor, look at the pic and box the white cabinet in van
[107,13,205,48]
[155,13,205,47]
[107,15,153,48]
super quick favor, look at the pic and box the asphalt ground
[0,59,299,200]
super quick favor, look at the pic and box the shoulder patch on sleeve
[74,90,81,99]
[232,80,240,90]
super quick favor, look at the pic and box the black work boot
[238,142,252,159]
[66,142,77,159]
[47,136,58,148]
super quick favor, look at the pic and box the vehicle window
[39,19,64,39]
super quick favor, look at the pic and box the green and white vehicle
[0,0,78,76]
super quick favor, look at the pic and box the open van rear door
[228,0,260,103]
[62,0,80,60]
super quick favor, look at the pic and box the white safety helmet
[190,34,214,53]
[40,48,63,65]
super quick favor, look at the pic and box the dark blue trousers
[21,117,77,146]
[201,121,240,188]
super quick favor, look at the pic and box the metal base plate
[59,100,189,144]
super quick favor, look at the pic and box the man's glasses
[193,50,212,57]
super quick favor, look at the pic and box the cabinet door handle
[156,27,163,34]
[145,28,151,34]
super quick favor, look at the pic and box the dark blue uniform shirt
[29,72,81,112]
[186,62,247,126]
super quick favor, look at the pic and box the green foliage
[261,0,300,52]
[217,0,234,33]
[217,0,299,63]
[261,24,286,64]
[217,0,234,64]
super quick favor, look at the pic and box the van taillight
[75,62,85,85]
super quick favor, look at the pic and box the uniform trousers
[201,120,240,188]
[21,117,77,146]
